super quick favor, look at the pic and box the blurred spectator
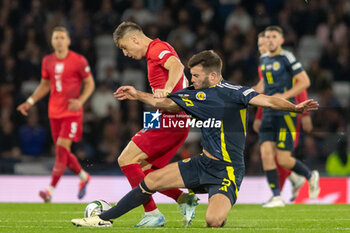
[194,24,220,52]
[253,3,271,32]
[225,6,252,33]
[91,82,119,118]
[121,0,156,26]
[0,117,20,159]
[92,0,119,35]
[167,9,196,49]
[120,66,146,92]
[97,121,120,164]
[18,107,47,157]
[326,135,350,175]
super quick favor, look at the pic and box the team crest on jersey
[273,62,280,71]
[55,63,64,74]
[196,92,206,101]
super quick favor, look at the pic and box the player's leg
[276,149,320,199]
[143,166,184,203]
[119,130,191,227]
[205,194,231,227]
[259,116,284,207]
[39,118,64,202]
[276,114,319,199]
[55,137,90,199]
[140,128,190,203]
[72,162,187,227]
[58,116,90,199]
[288,171,306,201]
[117,140,166,227]
[275,156,291,189]
[260,141,284,207]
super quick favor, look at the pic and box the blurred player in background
[254,31,312,202]
[71,50,319,228]
[17,26,95,202]
[253,26,320,207]
[112,21,195,227]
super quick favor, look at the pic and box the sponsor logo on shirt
[85,66,91,73]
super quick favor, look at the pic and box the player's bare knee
[144,173,159,190]
[117,153,127,166]
[260,151,273,161]
[206,214,225,228]
[277,157,294,169]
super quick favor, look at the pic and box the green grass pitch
[0,203,349,232]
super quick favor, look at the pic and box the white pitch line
[1,218,349,223]
[0,225,349,231]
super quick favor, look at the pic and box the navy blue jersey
[260,49,304,116]
[168,79,259,168]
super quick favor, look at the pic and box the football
[84,200,112,218]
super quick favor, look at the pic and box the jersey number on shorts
[219,178,231,192]
[69,122,78,138]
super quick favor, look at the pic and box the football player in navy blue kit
[72,50,318,228]
[254,26,320,207]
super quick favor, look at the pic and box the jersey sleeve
[283,50,304,76]
[149,42,177,67]
[41,57,49,80]
[168,88,214,120]
[228,86,260,107]
[78,56,92,80]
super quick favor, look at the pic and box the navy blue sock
[292,160,312,180]
[99,180,155,221]
[266,169,280,196]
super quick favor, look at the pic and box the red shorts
[132,127,189,169]
[49,116,83,143]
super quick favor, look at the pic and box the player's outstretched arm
[249,94,318,114]
[275,71,310,99]
[114,86,183,112]
[17,79,50,116]
[154,56,185,98]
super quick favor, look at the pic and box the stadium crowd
[0,0,349,175]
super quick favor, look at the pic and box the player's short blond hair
[52,26,70,38]
[265,26,283,37]
[113,21,143,47]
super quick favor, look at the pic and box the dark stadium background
[0,0,349,178]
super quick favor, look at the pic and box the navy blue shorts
[178,154,243,205]
[258,114,297,151]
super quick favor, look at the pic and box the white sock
[48,186,55,195]
[78,170,88,181]
[145,208,160,215]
